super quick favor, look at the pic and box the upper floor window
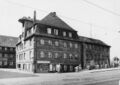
[40,39,45,45]
[29,51,32,59]
[70,43,72,48]
[48,40,52,45]
[0,47,2,50]
[69,54,72,59]
[63,31,66,36]
[63,42,67,48]
[75,54,78,59]
[54,29,58,35]
[63,53,67,59]
[40,51,44,58]
[47,28,52,34]
[69,32,72,37]
[5,47,7,51]
[48,52,52,58]
[55,41,59,46]
[0,53,2,57]
[29,39,32,46]
[75,44,78,48]
[55,53,58,58]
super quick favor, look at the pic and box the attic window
[63,31,66,36]
[54,29,58,35]
[47,28,52,34]
[69,32,72,38]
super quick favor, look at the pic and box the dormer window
[47,28,52,34]
[54,29,58,35]
[69,32,72,37]
[63,31,66,36]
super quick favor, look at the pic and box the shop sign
[37,61,50,63]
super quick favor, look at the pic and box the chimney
[33,10,36,22]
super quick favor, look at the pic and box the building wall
[0,46,16,68]
[34,36,81,72]
[16,37,34,72]
[82,43,110,69]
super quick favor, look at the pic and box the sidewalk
[0,67,120,75]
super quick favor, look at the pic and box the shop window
[40,51,44,58]
[47,28,52,34]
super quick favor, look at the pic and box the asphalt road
[0,68,120,85]
[86,80,119,85]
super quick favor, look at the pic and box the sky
[0,0,120,60]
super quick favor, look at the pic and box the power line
[82,0,120,16]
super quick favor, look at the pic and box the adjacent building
[16,11,110,73]
[0,35,18,68]
[79,36,110,69]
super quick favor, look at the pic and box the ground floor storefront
[36,62,79,73]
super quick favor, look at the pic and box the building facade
[0,35,18,68]
[79,36,110,69]
[16,11,110,73]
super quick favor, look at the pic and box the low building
[79,36,110,69]
[16,11,110,73]
[0,35,18,68]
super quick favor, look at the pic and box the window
[48,40,52,45]
[69,32,72,37]
[29,39,32,46]
[40,39,44,45]
[55,53,58,58]
[55,41,59,46]
[0,47,2,50]
[48,52,52,58]
[63,31,66,36]
[69,54,72,59]
[24,53,26,60]
[10,48,13,51]
[63,42,67,48]
[40,51,44,58]
[29,51,32,59]
[75,54,78,59]
[63,53,67,59]
[47,28,52,34]
[4,54,8,57]
[0,53,2,57]
[70,43,72,48]
[75,44,78,48]
[54,29,58,35]
[5,47,7,51]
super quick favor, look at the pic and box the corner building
[16,12,81,73]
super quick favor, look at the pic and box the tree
[113,56,119,67]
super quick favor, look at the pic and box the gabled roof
[38,12,76,31]
[79,36,110,47]
[0,35,18,47]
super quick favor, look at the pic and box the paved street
[0,68,120,85]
